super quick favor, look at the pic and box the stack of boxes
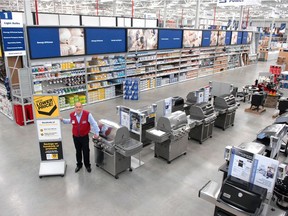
[269,65,282,84]
[123,78,139,100]
[105,86,115,99]
[280,71,288,89]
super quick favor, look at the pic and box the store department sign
[0,12,26,57]
[33,95,60,119]
[217,0,261,6]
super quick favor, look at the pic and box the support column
[268,18,275,50]
[239,6,244,30]
[195,0,200,28]
[163,0,167,27]
[113,0,117,16]
[23,0,33,25]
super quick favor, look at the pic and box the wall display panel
[59,14,80,26]
[183,30,202,48]
[247,32,252,44]
[117,17,132,27]
[100,16,116,27]
[59,28,85,56]
[201,30,211,47]
[146,19,157,28]
[225,31,232,45]
[237,31,243,45]
[231,31,238,45]
[132,18,145,27]
[27,27,85,59]
[85,28,126,54]
[218,31,226,46]
[158,29,183,50]
[127,29,158,52]
[38,13,59,26]
[210,30,218,46]
[242,31,248,44]
[27,27,61,59]
[81,16,100,26]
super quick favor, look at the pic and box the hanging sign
[0,12,26,56]
[217,0,261,6]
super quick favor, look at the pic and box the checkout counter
[93,119,143,179]
[188,102,217,144]
[146,110,189,163]
[214,94,238,131]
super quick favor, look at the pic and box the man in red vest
[60,102,100,173]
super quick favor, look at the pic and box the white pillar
[23,0,33,25]
[163,0,167,27]
[113,0,117,16]
[239,6,244,30]
[195,0,200,28]
[268,18,275,50]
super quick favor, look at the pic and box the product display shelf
[0,84,13,120]
[126,51,157,83]
[31,58,86,98]
[86,54,126,101]
[179,49,201,81]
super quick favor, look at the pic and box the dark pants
[73,135,90,168]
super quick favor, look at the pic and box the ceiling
[0,0,288,23]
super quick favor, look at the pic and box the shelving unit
[126,51,157,91]
[0,83,13,120]
[86,54,126,103]
[29,44,250,110]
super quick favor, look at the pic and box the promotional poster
[127,29,158,51]
[183,30,202,48]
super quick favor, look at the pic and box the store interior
[1,1,288,216]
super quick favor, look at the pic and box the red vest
[70,110,91,137]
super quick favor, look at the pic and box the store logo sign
[33,95,59,119]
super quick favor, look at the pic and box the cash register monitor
[219,176,267,214]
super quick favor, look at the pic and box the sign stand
[33,94,67,178]
[39,160,66,178]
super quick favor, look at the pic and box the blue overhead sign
[0,11,12,20]
[158,29,183,50]
[225,31,232,45]
[242,31,248,44]
[85,28,126,54]
[237,31,243,45]
[202,30,211,47]
[27,27,61,59]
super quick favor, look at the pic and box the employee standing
[60,102,100,173]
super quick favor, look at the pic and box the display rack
[0,83,13,120]
[86,54,125,103]
[126,51,157,91]
[10,67,33,126]
[31,58,87,110]
[28,44,251,110]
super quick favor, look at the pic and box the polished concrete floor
[0,61,283,216]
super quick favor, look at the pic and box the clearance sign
[33,95,60,119]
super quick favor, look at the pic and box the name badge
[82,121,87,124]
[72,120,75,124]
